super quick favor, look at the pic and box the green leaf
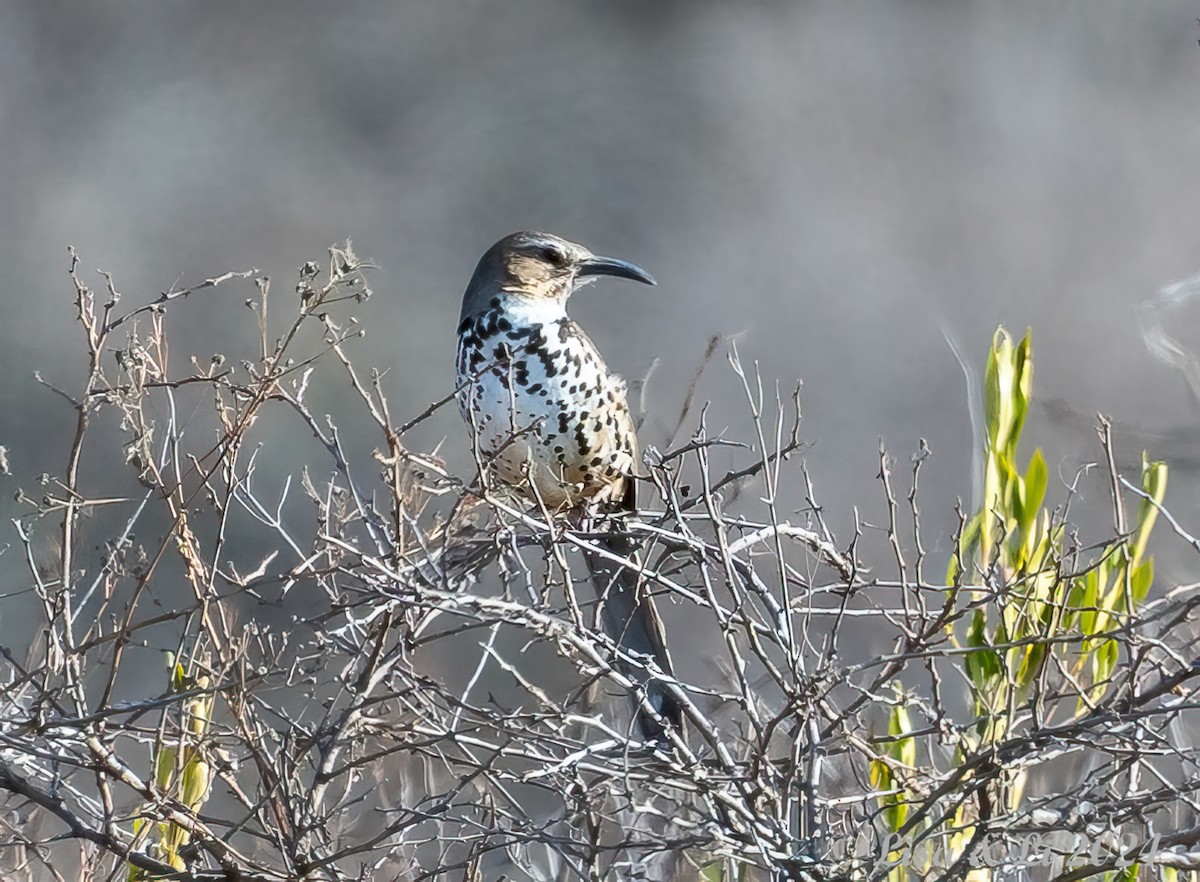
[1021,449,1048,540]
[1014,641,1045,694]
[1132,454,1167,566]
[1130,559,1154,607]
[1077,570,1100,638]
[1009,330,1033,454]
[181,756,211,810]
[889,703,916,768]
[1092,637,1119,690]
[869,756,889,792]
[154,745,178,791]
[984,328,1009,453]
[965,610,1002,688]
[948,511,984,584]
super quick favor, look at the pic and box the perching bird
[455,231,682,740]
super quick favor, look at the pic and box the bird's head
[460,231,655,323]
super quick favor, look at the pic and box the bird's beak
[577,255,657,286]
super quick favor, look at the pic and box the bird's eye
[540,245,567,267]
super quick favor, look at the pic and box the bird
[455,231,682,741]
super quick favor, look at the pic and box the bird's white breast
[456,294,637,507]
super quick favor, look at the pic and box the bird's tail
[583,520,682,742]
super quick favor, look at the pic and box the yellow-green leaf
[1130,559,1154,607]
[1132,454,1167,566]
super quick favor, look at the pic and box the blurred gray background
[4,3,1200,642]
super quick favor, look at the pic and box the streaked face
[496,233,593,301]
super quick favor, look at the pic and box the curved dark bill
[578,255,656,286]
